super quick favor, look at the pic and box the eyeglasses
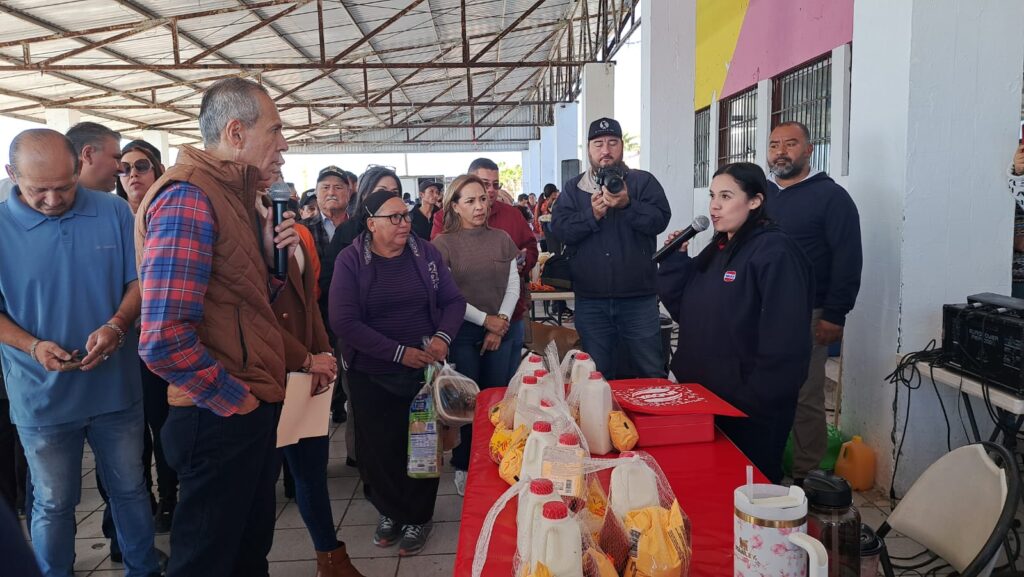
[368,212,412,225]
[118,159,152,177]
[366,164,396,172]
[479,179,501,190]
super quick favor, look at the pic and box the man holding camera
[552,118,671,379]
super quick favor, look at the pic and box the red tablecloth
[454,388,768,577]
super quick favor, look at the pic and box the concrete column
[842,0,1024,494]
[142,130,170,166]
[44,108,81,133]
[641,0,697,237]
[753,79,772,170]
[553,102,579,188]
[581,62,615,130]
[829,44,852,177]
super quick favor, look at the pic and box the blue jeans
[573,296,666,380]
[449,320,522,471]
[17,401,159,577]
[281,435,337,552]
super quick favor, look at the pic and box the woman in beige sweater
[431,174,521,495]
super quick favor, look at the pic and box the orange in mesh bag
[523,562,553,577]
[623,500,691,577]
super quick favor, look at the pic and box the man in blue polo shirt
[0,129,159,577]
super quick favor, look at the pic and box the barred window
[694,107,711,188]
[717,88,757,167]
[771,55,832,174]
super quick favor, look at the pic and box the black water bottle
[805,470,861,577]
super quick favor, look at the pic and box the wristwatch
[497,314,509,321]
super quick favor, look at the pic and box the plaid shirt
[138,182,250,416]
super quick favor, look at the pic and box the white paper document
[276,372,333,448]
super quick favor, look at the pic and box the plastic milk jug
[541,433,586,498]
[577,371,613,455]
[568,353,596,394]
[516,478,561,560]
[534,369,563,401]
[528,501,584,577]
[514,375,544,430]
[521,421,559,482]
[609,452,661,520]
[521,354,545,377]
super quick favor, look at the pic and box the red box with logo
[609,379,746,446]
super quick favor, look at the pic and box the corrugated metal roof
[0,0,639,152]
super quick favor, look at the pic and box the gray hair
[65,121,120,157]
[199,78,269,146]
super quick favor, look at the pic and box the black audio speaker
[942,304,1024,394]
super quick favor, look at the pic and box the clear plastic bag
[431,362,480,425]
[610,452,692,577]
[473,453,689,577]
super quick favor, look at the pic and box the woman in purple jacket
[329,190,466,557]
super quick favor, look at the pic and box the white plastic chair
[878,442,1019,577]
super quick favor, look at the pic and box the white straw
[746,465,754,500]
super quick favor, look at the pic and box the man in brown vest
[135,78,318,576]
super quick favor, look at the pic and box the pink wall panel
[720,0,853,99]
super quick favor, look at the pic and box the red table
[454,388,768,577]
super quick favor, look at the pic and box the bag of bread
[609,409,639,452]
[490,423,528,465]
[499,442,526,485]
[623,500,691,577]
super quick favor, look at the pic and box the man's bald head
[6,129,81,217]
[9,129,79,177]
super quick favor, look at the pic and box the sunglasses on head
[118,159,152,177]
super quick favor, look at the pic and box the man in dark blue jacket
[766,121,862,483]
[552,118,672,379]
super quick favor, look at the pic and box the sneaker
[373,515,401,548]
[153,500,175,534]
[398,521,433,556]
[453,470,467,496]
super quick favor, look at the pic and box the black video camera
[595,166,626,194]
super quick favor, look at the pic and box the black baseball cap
[419,179,442,193]
[588,117,622,141]
[299,190,318,207]
[317,165,346,183]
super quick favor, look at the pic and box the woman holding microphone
[657,162,813,483]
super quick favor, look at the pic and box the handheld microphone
[269,182,291,280]
[652,215,710,264]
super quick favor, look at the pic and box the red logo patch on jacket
[723,271,737,283]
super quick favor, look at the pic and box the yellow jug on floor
[834,435,876,491]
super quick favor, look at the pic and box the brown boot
[316,542,365,577]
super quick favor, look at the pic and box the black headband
[360,189,401,226]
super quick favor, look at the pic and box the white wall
[842,0,1023,493]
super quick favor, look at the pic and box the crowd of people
[0,76,866,577]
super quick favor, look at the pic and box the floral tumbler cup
[734,483,828,577]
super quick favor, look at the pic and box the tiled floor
[52,421,460,577]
